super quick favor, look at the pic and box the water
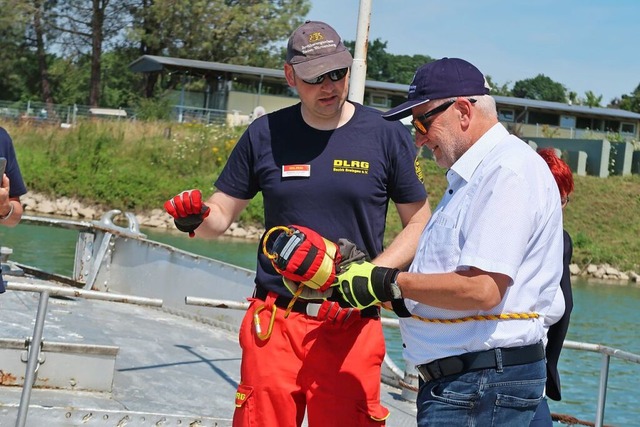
[2,222,639,426]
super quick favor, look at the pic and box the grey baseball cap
[286,20,353,80]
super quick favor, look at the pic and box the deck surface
[0,275,417,426]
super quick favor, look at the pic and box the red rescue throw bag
[262,225,341,291]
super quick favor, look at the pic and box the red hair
[537,147,574,198]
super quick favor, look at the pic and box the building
[130,54,640,140]
[129,55,640,176]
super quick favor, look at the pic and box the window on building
[621,122,636,134]
[604,120,621,132]
[527,111,559,126]
[498,109,515,122]
[576,117,592,129]
[368,93,390,108]
[591,119,604,131]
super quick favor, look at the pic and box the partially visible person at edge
[164,20,430,427]
[0,127,28,293]
[331,57,564,426]
[530,147,575,427]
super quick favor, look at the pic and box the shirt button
[448,189,453,194]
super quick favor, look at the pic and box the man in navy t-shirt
[165,21,430,427]
[0,127,28,292]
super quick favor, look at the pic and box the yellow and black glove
[282,278,333,300]
[335,261,401,310]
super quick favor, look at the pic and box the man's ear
[457,98,474,129]
[284,63,296,87]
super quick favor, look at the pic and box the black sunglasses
[302,68,349,85]
[411,98,477,135]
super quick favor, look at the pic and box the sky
[306,0,639,104]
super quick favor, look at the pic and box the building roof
[129,55,285,79]
[129,55,640,121]
[492,95,640,120]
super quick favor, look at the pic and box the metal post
[348,0,372,104]
[594,353,610,427]
[15,291,50,427]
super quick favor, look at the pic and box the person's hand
[335,261,400,310]
[282,278,332,300]
[336,238,369,272]
[164,189,210,238]
[316,301,358,327]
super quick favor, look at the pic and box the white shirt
[401,123,564,366]
[543,286,566,345]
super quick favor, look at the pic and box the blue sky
[307,0,638,104]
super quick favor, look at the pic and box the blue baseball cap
[382,58,490,121]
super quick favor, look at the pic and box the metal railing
[0,99,232,127]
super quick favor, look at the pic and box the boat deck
[0,274,417,426]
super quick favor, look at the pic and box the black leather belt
[416,341,545,383]
[254,285,319,314]
[253,285,379,318]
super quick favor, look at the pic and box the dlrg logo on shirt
[333,159,369,174]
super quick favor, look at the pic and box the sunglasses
[301,68,349,85]
[411,98,477,135]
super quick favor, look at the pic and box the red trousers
[232,296,389,427]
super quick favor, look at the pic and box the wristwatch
[389,270,403,300]
[0,202,14,221]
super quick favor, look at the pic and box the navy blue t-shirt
[215,102,427,295]
[0,127,27,198]
[1,127,27,292]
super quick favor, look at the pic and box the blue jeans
[530,397,553,427]
[416,359,546,426]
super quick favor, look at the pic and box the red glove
[317,301,358,328]
[164,189,210,238]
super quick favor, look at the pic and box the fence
[0,100,231,127]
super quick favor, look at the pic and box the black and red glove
[164,189,210,238]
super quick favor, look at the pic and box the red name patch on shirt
[282,164,311,178]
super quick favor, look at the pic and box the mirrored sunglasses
[302,68,349,85]
[411,98,477,135]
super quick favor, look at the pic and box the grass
[3,119,639,272]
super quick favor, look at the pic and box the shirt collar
[448,123,508,183]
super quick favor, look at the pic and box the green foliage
[512,74,567,102]
[541,125,560,138]
[135,98,172,121]
[9,120,246,212]
[344,38,434,84]
[485,75,512,96]
[583,90,603,107]
[615,83,640,113]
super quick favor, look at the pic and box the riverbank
[19,192,640,284]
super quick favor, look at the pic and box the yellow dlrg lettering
[333,159,369,168]
[236,392,246,400]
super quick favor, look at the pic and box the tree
[127,0,311,97]
[49,0,136,106]
[0,0,33,100]
[584,90,603,107]
[485,75,511,96]
[344,38,433,84]
[26,0,57,106]
[615,83,640,113]
[512,74,567,102]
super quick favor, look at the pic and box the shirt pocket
[422,212,461,271]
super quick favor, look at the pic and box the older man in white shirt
[335,57,564,427]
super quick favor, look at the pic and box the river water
[2,222,639,426]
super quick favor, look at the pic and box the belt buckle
[416,365,434,382]
[305,303,322,317]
